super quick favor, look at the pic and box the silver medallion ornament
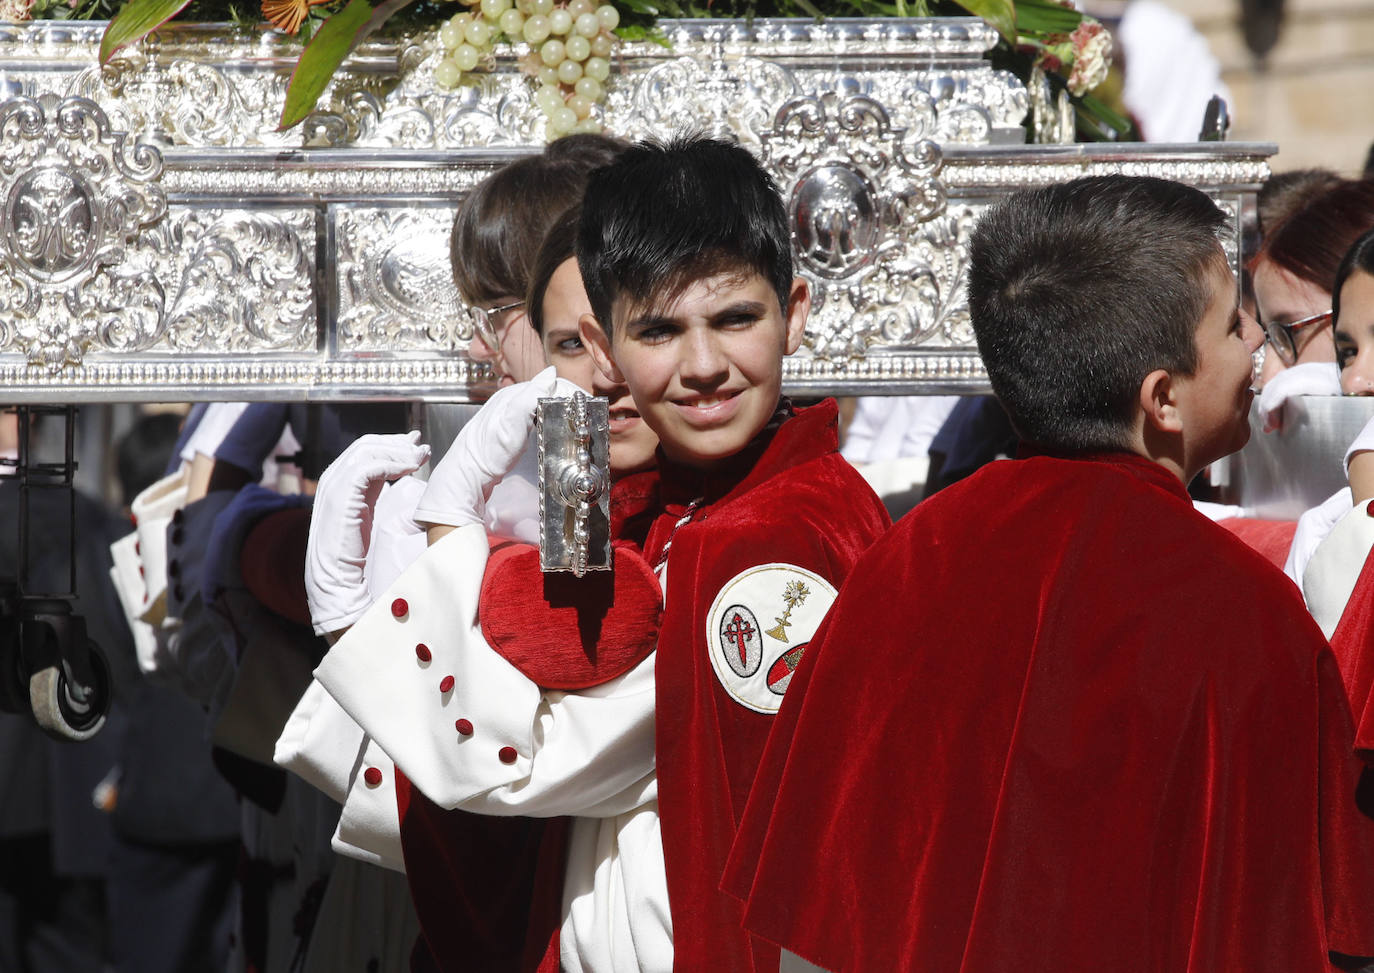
[0,94,165,372]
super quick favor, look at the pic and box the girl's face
[1252,257,1335,387]
[467,299,547,387]
[539,257,659,476]
[1335,269,1374,395]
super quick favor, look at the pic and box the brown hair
[1256,167,1341,240]
[1253,177,1374,293]
[450,134,624,307]
[526,205,581,336]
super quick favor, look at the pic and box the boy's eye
[634,324,676,343]
[555,336,584,355]
[1337,344,1357,369]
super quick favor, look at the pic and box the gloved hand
[305,431,430,636]
[413,366,572,529]
[1257,361,1340,433]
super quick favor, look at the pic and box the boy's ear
[1139,368,1184,435]
[579,312,624,384]
[783,277,811,356]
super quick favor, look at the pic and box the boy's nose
[679,329,729,385]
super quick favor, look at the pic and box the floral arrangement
[19,0,1128,139]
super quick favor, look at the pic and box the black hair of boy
[526,205,581,337]
[967,174,1228,453]
[1333,226,1374,323]
[450,133,624,307]
[576,134,793,336]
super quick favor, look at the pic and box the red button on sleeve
[415,643,432,663]
[498,746,517,764]
[439,675,455,693]
[363,767,383,787]
[391,598,409,618]
[455,719,473,736]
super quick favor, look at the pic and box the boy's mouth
[671,389,743,424]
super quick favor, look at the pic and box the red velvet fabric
[726,452,1374,972]
[1216,516,1298,570]
[643,399,890,972]
[240,506,312,625]
[1328,544,1374,761]
[395,767,566,973]
[479,540,661,690]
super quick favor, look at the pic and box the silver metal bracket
[537,392,612,576]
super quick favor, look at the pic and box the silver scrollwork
[762,91,946,361]
[0,93,164,371]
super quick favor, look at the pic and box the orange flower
[262,0,330,35]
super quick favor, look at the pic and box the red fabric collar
[656,398,839,510]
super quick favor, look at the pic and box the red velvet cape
[643,400,890,972]
[1327,522,1374,762]
[725,451,1374,972]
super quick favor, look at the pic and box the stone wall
[1151,0,1374,175]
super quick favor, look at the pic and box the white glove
[305,431,431,636]
[1345,412,1374,473]
[1257,361,1340,433]
[413,366,571,529]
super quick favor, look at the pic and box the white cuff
[316,524,543,809]
[1303,497,1374,639]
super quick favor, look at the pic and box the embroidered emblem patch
[706,564,836,714]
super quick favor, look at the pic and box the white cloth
[1257,361,1341,433]
[310,524,669,970]
[1286,487,1354,589]
[1193,500,1250,522]
[181,402,248,465]
[840,396,959,465]
[1119,0,1231,142]
[1303,498,1374,639]
[275,679,406,872]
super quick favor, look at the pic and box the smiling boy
[725,175,1374,972]
[564,134,891,970]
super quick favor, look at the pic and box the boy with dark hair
[725,175,1374,972]
[312,134,889,971]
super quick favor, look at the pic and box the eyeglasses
[472,299,526,355]
[1261,309,1332,366]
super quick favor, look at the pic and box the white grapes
[434,0,621,137]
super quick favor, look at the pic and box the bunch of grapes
[433,0,621,137]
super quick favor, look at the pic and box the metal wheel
[29,644,108,742]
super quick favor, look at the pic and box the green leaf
[278,0,414,130]
[948,0,1013,44]
[99,0,193,63]
[1014,0,1081,34]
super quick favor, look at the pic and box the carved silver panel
[0,21,1274,401]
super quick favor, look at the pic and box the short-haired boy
[725,175,1374,971]
[311,135,889,971]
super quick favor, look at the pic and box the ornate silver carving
[0,93,164,371]
[0,21,1273,400]
[761,91,946,361]
[336,207,465,352]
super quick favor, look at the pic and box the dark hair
[577,134,793,336]
[450,133,624,306]
[968,174,1227,452]
[526,205,581,337]
[1253,178,1374,295]
[116,411,184,506]
[1256,168,1342,240]
[1333,227,1374,325]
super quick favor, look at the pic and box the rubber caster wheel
[29,649,108,742]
